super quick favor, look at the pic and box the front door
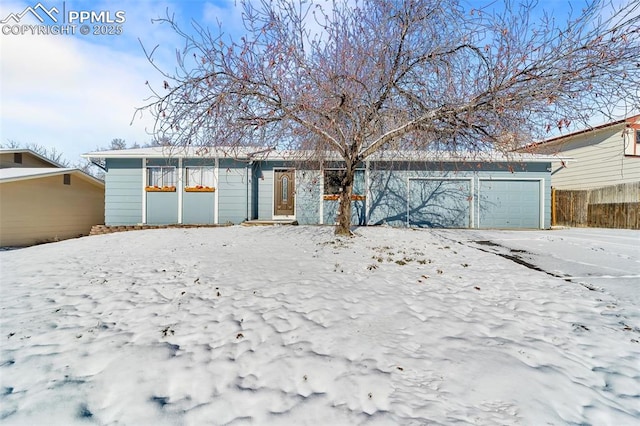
[274,170,295,216]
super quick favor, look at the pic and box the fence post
[551,187,556,226]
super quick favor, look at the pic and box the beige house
[519,116,639,228]
[520,115,640,190]
[0,149,105,247]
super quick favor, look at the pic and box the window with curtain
[185,167,215,189]
[147,167,176,189]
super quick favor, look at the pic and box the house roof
[83,146,566,163]
[518,114,640,151]
[0,167,105,187]
[0,148,66,168]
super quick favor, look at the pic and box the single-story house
[0,149,105,247]
[84,147,559,229]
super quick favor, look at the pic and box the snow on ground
[444,228,640,307]
[0,226,638,425]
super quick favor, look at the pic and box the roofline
[83,148,566,163]
[519,114,639,150]
[0,148,66,168]
[0,168,105,187]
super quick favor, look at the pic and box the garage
[478,179,542,228]
[408,178,472,228]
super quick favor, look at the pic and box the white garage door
[479,179,541,228]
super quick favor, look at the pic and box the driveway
[436,228,640,306]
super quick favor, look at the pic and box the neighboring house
[519,115,640,190]
[517,116,640,229]
[0,149,105,247]
[83,147,558,229]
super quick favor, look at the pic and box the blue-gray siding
[296,170,321,225]
[102,157,551,229]
[256,162,275,219]
[183,192,215,224]
[183,155,217,224]
[218,159,250,224]
[146,192,179,224]
[105,158,142,225]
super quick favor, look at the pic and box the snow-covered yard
[1,226,638,425]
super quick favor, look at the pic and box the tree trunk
[335,167,355,235]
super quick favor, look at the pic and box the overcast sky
[0,0,613,164]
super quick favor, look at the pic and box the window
[147,167,176,191]
[324,170,346,195]
[282,175,289,202]
[323,169,365,200]
[624,127,640,156]
[14,153,22,164]
[185,167,215,191]
[63,174,71,185]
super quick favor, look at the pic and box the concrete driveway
[437,228,640,306]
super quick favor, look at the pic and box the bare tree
[138,0,640,235]
[109,138,128,150]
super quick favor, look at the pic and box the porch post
[214,157,219,224]
[141,157,147,224]
[177,157,183,224]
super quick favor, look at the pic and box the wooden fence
[552,182,640,229]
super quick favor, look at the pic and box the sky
[0,0,621,164]
[0,0,244,163]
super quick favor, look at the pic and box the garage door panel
[409,179,471,228]
[479,180,540,228]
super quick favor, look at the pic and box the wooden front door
[274,170,295,216]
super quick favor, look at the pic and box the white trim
[318,170,324,225]
[272,168,296,220]
[406,177,474,228]
[364,160,370,225]
[82,147,568,163]
[539,179,545,229]
[177,158,183,224]
[470,177,475,228]
[477,177,545,229]
[214,157,219,224]
[141,157,147,224]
